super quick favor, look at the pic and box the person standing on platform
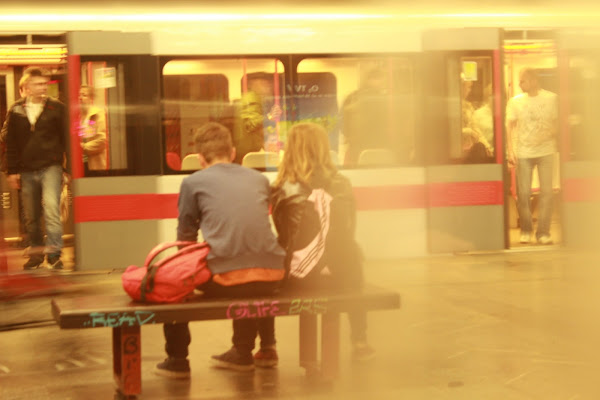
[5,67,68,270]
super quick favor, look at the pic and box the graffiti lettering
[226,300,285,319]
[289,298,328,315]
[124,336,139,354]
[84,311,156,327]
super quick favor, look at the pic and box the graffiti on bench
[83,311,156,327]
[226,298,328,320]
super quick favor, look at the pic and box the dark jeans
[20,164,63,257]
[163,280,280,359]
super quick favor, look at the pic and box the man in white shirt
[506,68,558,245]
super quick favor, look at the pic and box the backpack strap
[140,264,159,302]
[144,241,198,267]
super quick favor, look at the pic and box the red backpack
[122,241,211,303]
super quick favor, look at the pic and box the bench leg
[320,312,340,380]
[113,326,141,396]
[299,313,318,373]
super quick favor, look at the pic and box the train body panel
[1,4,600,271]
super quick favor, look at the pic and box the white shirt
[25,97,45,126]
[506,89,557,158]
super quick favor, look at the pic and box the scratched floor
[2,246,600,399]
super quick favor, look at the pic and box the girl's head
[275,122,336,187]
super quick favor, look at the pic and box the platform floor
[2,247,600,399]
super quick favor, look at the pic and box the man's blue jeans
[516,154,555,239]
[20,164,63,257]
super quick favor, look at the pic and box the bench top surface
[52,284,400,329]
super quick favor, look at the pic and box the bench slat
[51,285,400,329]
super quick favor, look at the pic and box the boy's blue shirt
[177,162,284,274]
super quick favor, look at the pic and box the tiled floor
[2,247,600,399]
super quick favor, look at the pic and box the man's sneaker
[538,235,553,245]
[211,347,254,371]
[153,357,190,379]
[519,232,532,244]
[352,342,376,362]
[253,347,278,368]
[23,255,44,270]
[47,255,63,270]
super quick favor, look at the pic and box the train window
[161,58,287,171]
[296,57,418,167]
[567,53,600,161]
[80,61,127,173]
[456,56,494,163]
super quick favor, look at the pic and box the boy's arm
[176,179,200,242]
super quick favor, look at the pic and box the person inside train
[78,85,107,172]
[155,122,285,379]
[461,74,493,154]
[341,67,395,166]
[5,67,68,270]
[270,122,375,361]
[233,72,282,164]
[462,127,493,164]
[472,83,494,153]
[506,67,558,245]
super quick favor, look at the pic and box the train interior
[0,35,76,270]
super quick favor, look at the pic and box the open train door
[422,28,506,253]
[557,29,600,249]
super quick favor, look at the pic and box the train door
[502,30,562,248]
[422,28,505,253]
[556,30,600,248]
[0,38,68,272]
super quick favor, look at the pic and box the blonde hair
[274,122,337,187]
[193,122,232,163]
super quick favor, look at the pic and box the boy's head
[193,122,235,166]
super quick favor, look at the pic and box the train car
[1,3,600,271]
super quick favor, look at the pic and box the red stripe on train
[73,181,505,223]
[428,181,504,207]
[74,194,179,222]
[563,178,600,202]
[353,185,426,210]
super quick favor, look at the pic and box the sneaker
[153,357,190,379]
[352,342,376,362]
[23,255,44,270]
[253,347,278,368]
[47,255,63,270]
[519,232,532,244]
[211,347,254,371]
[538,235,553,245]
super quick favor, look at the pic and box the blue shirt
[177,162,285,274]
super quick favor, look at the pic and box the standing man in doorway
[5,67,68,270]
[506,68,558,245]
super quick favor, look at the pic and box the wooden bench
[51,284,400,398]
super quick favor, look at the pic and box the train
[1,3,600,270]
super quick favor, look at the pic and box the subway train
[1,4,600,270]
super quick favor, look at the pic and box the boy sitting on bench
[155,122,285,379]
